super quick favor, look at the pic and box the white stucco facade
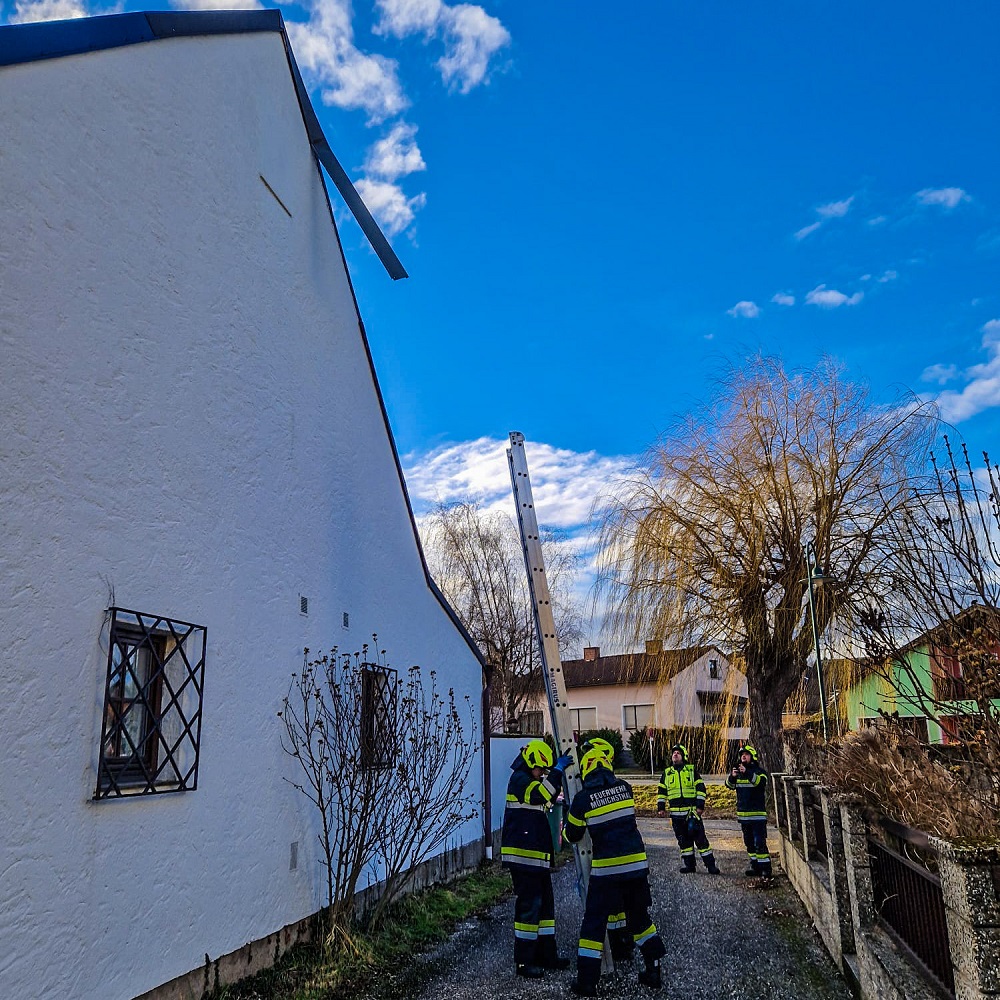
[0,20,483,1000]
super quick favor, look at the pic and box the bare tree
[595,356,936,770]
[422,501,583,732]
[846,438,1000,818]
[280,638,479,946]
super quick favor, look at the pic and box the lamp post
[804,540,830,742]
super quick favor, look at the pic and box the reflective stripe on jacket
[501,758,562,869]
[725,763,769,821]
[656,763,706,817]
[564,768,647,877]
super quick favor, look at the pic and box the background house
[521,642,749,743]
[842,609,1000,743]
[0,12,484,1000]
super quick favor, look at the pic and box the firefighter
[577,736,632,961]
[725,743,772,877]
[501,739,574,977]
[655,743,720,874]
[564,747,666,996]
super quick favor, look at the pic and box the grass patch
[210,862,511,1000]
[632,782,736,817]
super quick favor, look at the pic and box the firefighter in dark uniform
[500,739,573,977]
[564,747,666,996]
[578,736,633,961]
[725,743,772,877]
[655,743,720,874]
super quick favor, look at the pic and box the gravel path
[412,819,851,1000]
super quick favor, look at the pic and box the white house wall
[0,31,482,1000]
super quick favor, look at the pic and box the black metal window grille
[96,608,207,799]
[869,822,954,996]
[360,664,397,770]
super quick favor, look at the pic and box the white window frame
[570,707,598,733]
[622,703,655,732]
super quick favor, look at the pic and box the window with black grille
[360,664,397,770]
[96,608,207,799]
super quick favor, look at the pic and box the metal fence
[868,820,954,996]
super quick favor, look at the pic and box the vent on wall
[300,596,308,615]
[290,841,298,871]
[343,612,349,629]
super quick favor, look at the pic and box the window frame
[96,607,208,799]
[360,663,398,770]
[518,710,544,736]
[570,707,598,733]
[622,703,655,732]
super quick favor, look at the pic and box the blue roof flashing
[0,9,406,279]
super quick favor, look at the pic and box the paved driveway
[412,818,851,1000]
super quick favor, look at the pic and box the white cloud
[727,300,760,319]
[877,269,898,283]
[931,320,1000,422]
[805,284,863,308]
[10,0,89,22]
[287,0,408,124]
[363,122,426,181]
[376,0,511,93]
[771,292,795,307]
[794,221,822,241]
[794,194,854,240]
[921,363,958,385]
[867,215,888,227]
[916,187,970,209]
[402,436,636,531]
[355,178,426,236]
[817,196,854,219]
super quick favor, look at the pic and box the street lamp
[804,540,830,741]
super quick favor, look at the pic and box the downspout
[482,667,493,860]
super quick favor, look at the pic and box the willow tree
[595,356,937,770]
[422,500,583,732]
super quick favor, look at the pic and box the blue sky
[5,0,999,630]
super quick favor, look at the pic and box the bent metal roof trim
[0,9,407,280]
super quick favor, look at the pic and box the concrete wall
[0,28,483,1000]
[775,774,1000,1000]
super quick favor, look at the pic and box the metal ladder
[507,431,613,971]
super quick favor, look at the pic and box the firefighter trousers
[509,867,557,966]
[576,874,665,987]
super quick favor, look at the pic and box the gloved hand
[554,753,574,771]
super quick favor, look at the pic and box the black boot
[678,862,696,874]
[744,863,759,876]
[569,979,598,996]
[706,862,721,875]
[637,959,662,989]
[516,964,544,979]
[542,956,571,970]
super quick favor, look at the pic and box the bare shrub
[820,725,998,839]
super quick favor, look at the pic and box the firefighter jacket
[656,762,707,817]
[565,767,648,878]
[725,762,769,821]
[501,757,564,870]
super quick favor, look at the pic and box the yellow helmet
[582,736,615,765]
[580,747,611,779]
[739,744,759,762]
[522,739,554,769]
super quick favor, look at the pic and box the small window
[570,707,598,732]
[96,608,207,799]
[623,704,654,732]
[708,659,720,679]
[519,710,544,735]
[361,664,397,769]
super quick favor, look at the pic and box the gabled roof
[560,646,722,689]
[0,9,406,280]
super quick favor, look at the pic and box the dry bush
[820,726,998,840]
